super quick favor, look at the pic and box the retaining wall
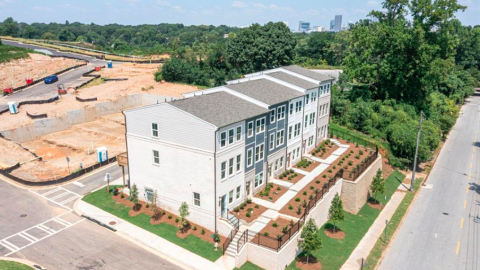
[0,93,172,143]
[341,155,383,214]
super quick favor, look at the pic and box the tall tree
[370,169,386,203]
[130,184,139,211]
[328,193,345,233]
[178,202,190,233]
[300,219,322,265]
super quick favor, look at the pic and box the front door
[269,165,273,180]
[221,195,226,216]
[246,181,251,197]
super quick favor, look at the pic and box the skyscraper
[298,21,310,32]
[334,15,342,32]
[330,20,335,30]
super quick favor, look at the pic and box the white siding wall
[303,88,319,153]
[287,96,304,167]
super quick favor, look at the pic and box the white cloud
[251,2,267,9]
[156,0,170,6]
[367,0,379,6]
[232,1,247,8]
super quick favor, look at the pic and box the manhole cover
[109,221,116,225]
[20,214,27,218]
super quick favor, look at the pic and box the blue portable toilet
[7,101,18,114]
[107,61,113,68]
[96,146,108,162]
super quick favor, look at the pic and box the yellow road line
[467,186,469,193]
[460,218,464,229]
[464,200,467,209]
[470,163,473,169]
[469,173,472,179]
[456,241,460,255]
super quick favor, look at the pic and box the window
[288,126,293,140]
[229,158,234,176]
[304,115,309,128]
[247,148,253,167]
[311,92,317,102]
[254,172,264,188]
[151,123,158,138]
[296,147,301,158]
[228,129,234,144]
[276,130,284,146]
[305,94,309,104]
[193,192,200,206]
[269,133,275,150]
[274,159,279,171]
[310,112,315,125]
[256,118,265,134]
[229,190,234,204]
[145,188,153,202]
[270,109,276,123]
[247,122,253,137]
[308,136,314,146]
[255,144,264,162]
[221,161,226,179]
[220,132,227,147]
[236,126,242,141]
[236,186,241,200]
[236,155,241,172]
[289,103,294,115]
[153,150,159,165]
[292,148,296,160]
[295,101,301,113]
[279,157,284,168]
[277,106,285,120]
[294,123,301,137]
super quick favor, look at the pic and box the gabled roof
[170,91,269,128]
[282,65,334,82]
[225,79,304,106]
[266,71,318,89]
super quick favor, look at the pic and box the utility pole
[411,111,424,192]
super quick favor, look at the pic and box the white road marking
[20,232,38,241]
[49,191,70,200]
[53,217,72,227]
[36,225,53,235]
[0,240,18,252]
[29,187,82,210]
[72,181,85,187]
[40,187,62,196]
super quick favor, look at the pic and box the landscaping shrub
[168,215,172,219]
[297,205,302,214]
[277,235,282,240]
[295,197,301,202]
[112,188,119,196]
[255,204,259,209]
[316,180,320,184]
[234,207,239,212]
[120,193,125,199]
[310,186,314,190]
[193,226,197,231]
[289,205,293,210]
[162,210,166,215]
[247,207,253,212]
[277,186,281,191]
[272,222,278,228]
[302,199,307,208]
[247,198,252,204]
[323,183,328,188]
[309,194,314,200]
[175,217,179,223]
[282,225,289,234]
[348,161,353,166]
[323,174,327,178]
[264,232,269,237]
[201,228,205,235]
[328,169,332,173]
[303,191,307,196]
[246,212,251,218]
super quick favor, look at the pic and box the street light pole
[411,111,424,192]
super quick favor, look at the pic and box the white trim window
[145,188,153,202]
[288,126,293,140]
[193,192,200,206]
[269,133,275,150]
[228,129,234,144]
[296,147,301,158]
[279,157,284,169]
[247,122,254,138]
[247,148,253,167]
[277,105,285,120]
[270,109,276,123]
[308,136,314,146]
[236,154,242,172]
[320,85,324,95]
[274,159,279,171]
[152,150,159,165]
[220,132,227,147]
[289,103,294,115]
[236,186,241,200]
[256,118,265,134]
[305,93,310,104]
[236,126,242,141]
[229,190,234,204]
[151,123,159,138]
[295,101,301,113]
[254,172,264,188]
[304,115,309,128]
[221,161,227,179]
[294,123,301,137]
[292,148,296,160]
[311,112,316,125]
[255,144,264,162]
[229,158,234,176]
[276,130,284,146]
[311,92,317,102]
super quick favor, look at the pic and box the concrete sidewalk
[340,189,406,270]
[77,200,226,270]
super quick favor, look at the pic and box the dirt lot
[0,53,83,89]
[9,113,125,181]
[0,63,197,131]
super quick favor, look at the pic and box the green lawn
[235,261,265,270]
[0,44,32,63]
[0,260,33,270]
[286,171,405,270]
[82,186,223,262]
[364,177,423,269]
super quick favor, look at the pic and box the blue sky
[0,0,478,28]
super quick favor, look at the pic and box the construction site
[0,60,196,182]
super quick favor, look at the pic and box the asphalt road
[379,90,480,270]
[0,164,183,270]
[0,39,107,111]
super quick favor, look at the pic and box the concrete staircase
[225,228,245,258]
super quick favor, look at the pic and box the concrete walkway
[77,200,226,270]
[340,188,406,270]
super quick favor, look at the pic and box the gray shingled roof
[267,71,318,89]
[282,65,334,82]
[170,91,269,128]
[225,79,304,106]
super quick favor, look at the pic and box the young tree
[370,169,385,204]
[328,193,345,233]
[130,184,139,211]
[150,189,159,220]
[178,202,190,233]
[300,219,322,265]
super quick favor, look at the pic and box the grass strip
[0,260,33,270]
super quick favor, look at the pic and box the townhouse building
[123,65,333,235]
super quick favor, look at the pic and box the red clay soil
[310,141,340,160]
[230,201,268,224]
[368,201,383,210]
[295,159,321,173]
[254,183,289,203]
[111,192,225,245]
[279,177,331,217]
[251,218,294,249]
[324,227,346,239]
[296,256,322,270]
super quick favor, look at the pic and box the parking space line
[18,233,35,243]
[1,240,19,252]
[38,224,56,234]
[53,217,71,227]
[36,225,53,235]
[20,232,38,241]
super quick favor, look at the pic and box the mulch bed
[277,171,305,184]
[251,217,294,250]
[296,256,322,270]
[368,201,383,210]
[295,159,321,173]
[230,201,268,224]
[310,139,339,160]
[254,183,289,203]
[324,227,346,239]
[110,191,225,245]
